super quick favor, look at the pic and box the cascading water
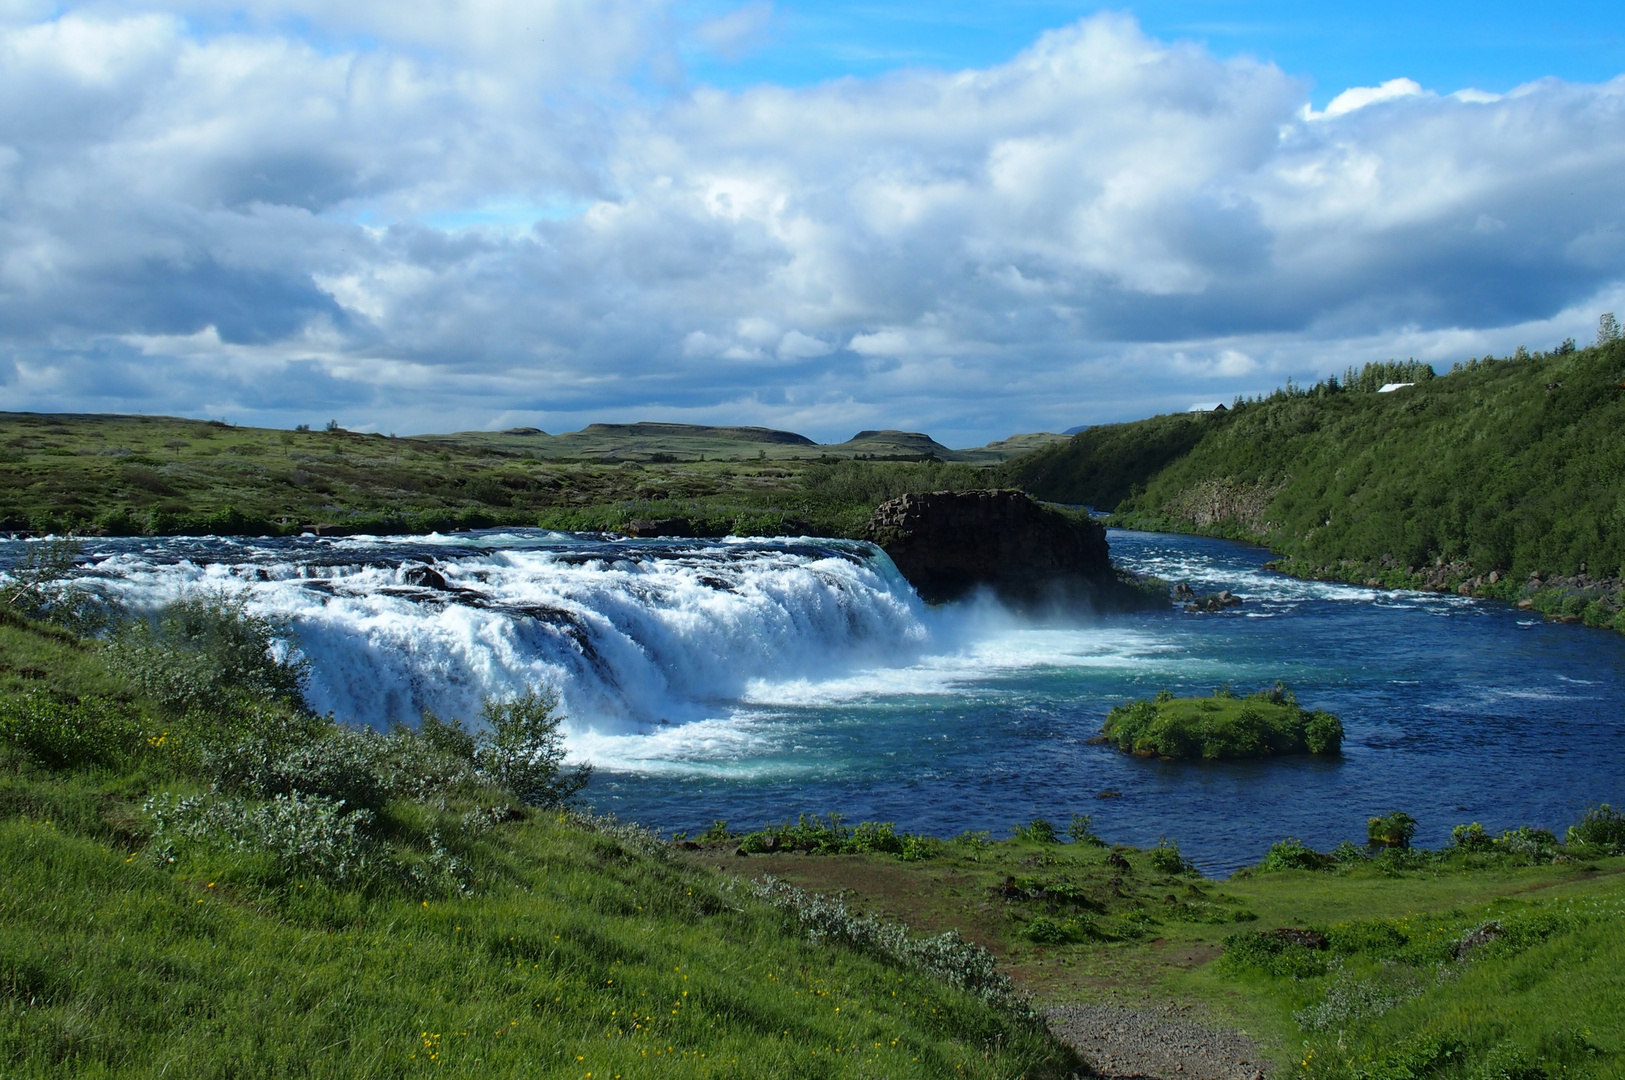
[71,531,938,734]
[8,526,1625,872]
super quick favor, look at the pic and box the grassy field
[697,816,1625,1080]
[0,412,1060,538]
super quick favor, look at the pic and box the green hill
[1003,339,1625,624]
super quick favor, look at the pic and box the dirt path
[1047,1003,1270,1080]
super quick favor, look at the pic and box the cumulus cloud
[0,5,1622,442]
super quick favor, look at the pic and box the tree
[1598,312,1620,347]
[476,687,592,806]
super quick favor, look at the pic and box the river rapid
[20,527,1625,874]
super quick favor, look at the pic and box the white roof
[1377,382,1415,393]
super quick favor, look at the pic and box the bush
[750,877,1034,1019]
[1011,818,1059,844]
[1260,837,1336,871]
[1148,838,1195,875]
[1368,811,1418,848]
[1496,825,1559,862]
[0,693,150,771]
[1566,803,1625,854]
[105,592,309,715]
[1067,813,1106,847]
[1451,822,1494,852]
[0,538,108,634]
[472,687,591,808]
[1220,928,1333,978]
[144,790,377,884]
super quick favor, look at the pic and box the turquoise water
[27,526,1625,874]
[589,530,1625,872]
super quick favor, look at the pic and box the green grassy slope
[1003,341,1625,601]
[0,612,1073,1079]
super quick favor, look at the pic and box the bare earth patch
[1047,1002,1268,1080]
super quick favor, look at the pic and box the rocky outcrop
[864,489,1163,609]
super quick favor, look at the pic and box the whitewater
[15,527,1625,871]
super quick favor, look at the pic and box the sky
[1,1,1622,444]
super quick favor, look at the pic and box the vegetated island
[1000,325,1625,637]
[1100,684,1343,759]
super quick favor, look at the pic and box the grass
[0,609,1076,1079]
[696,819,1625,1080]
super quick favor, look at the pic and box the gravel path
[1047,1003,1270,1080]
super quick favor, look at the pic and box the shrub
[1018,915,1095,944]
[1496,825,1559,862]
[1566,803,1625,854]
[1067,813,1106,847]
[1451,822,1494,852]
[1148,838,1195,875]
[144,791,377,884]
[1220,928,1333,978]
[1260,838,1336,871]
[0,693,150,771]
[750,877,1034,1019]
[0,538,108,633]
[1368,811,1418,848]
[105,592,309,715]
[1011,818,1059,844]
[474,687,591,807]
[1303,710,1343,754]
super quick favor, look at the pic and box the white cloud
[0,7,1622,444]
[1316,77,1424,119]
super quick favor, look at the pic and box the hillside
[0,605,1076,1078]
[1003,340,1625,622]
[0,414,1064,538]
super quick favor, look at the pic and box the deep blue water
[588,530,1625,873]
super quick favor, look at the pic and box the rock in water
[864,489,1159,609]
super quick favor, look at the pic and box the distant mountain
[1062,425,1089,435]
[576,422,815,446]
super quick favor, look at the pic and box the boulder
[403,564,450,590]
[1183,590,1243,613]
[864,489,1157,608]
[622,517,694,538]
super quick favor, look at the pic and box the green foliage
[1261,838,1338,872]
[1067,813,1106,847]
[0,538,109,634]
[475,686,591,807]
[1148,838,1195,875]
[1005,339,1625,587]
[734,813,943,861]
[104,592,309,715]
[144,790,380,886]
[1566,803,1625,854]
[1452,821,1495,852]
[750,877,1037,1020]
[1012,818,1060,844]
[0,693,151,771]
[1101,686,1343,759]
[1368,811,1418,849]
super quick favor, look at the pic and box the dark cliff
[864,489,1163,609]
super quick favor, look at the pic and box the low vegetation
[1002,327,1625,635]
[0,596,1075,1077]
[695,807,1625,1080]
[0,412,1031,539]
[1100,683,1344,759]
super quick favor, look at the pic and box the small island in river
[1101,684,1343,759]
